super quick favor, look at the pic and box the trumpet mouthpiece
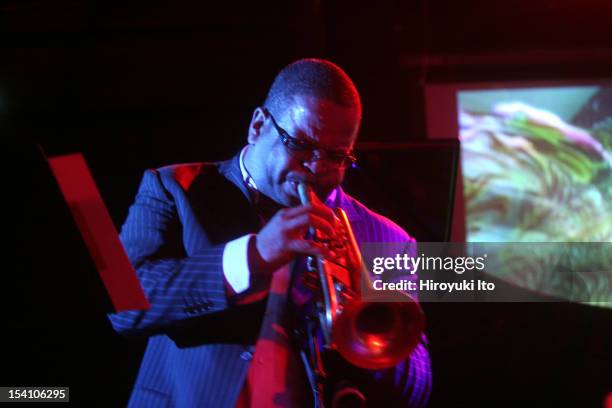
[297,182,314,205]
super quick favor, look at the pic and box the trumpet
[293,182,425,406]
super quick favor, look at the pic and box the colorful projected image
[459,86,611,243]
[458,85,611,305]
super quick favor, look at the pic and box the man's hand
[251,199,339,275]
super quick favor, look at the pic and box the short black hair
[263,58,362,119]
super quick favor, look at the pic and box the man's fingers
[285,212,336,238]
[256,202,339,270]
[287,239,335,259]
[280,203,337,227]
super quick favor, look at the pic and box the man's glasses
[262,107,357,169]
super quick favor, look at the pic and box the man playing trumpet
[110,58,431,407]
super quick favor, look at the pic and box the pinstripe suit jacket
[109,154,431,408]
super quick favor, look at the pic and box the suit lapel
[185,155,260,245]
[217,155,253,203]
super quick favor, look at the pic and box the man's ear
[247,107,266,144]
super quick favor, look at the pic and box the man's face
[245,95,360,207]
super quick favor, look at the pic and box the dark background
[3,0,612,406]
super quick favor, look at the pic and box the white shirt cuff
[222,234,254,294]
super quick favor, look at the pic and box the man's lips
[286,174,315,185]
[286,175,314,197]
[287,179,299,197]
[285,178,332,204]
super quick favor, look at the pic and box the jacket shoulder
[155,162,218,191]
[339,189,415,243]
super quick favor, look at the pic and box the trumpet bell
[332,295,425,370]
